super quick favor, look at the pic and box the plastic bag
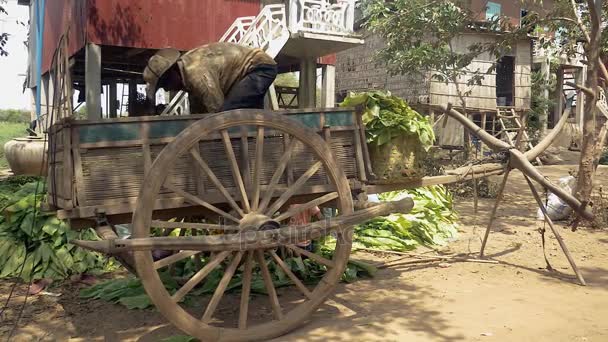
[536,176,577,221]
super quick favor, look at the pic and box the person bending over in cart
[143,42,278,113]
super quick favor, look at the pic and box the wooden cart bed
[47,108,370,221]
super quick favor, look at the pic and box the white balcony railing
[220,16,257,44]
[288,0,356,36]
[240,4,289,58]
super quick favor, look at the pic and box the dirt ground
[1,165,607,342]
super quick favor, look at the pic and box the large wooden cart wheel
[131,110,354,341]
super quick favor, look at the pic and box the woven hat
[143,48,181,100]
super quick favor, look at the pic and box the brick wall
[335,33,429,105]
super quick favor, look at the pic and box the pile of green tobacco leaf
[340,91,435,150]
[81,252,375,310]
[80,186,458,310]
[0,180,114,281]
[352,186,458,251]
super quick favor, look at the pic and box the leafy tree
[363,0,608,212]
[362,0,522,110]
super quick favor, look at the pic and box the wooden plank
[351,112,367,182]
[283,134,295,186]
[150,220,239,231]
[71,128,87,206]
[252,127,265,211]
[240,126,252,192]
[62,126,74,208]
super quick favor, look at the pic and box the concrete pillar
[298,58,317,108]
[575,66,586,130]
[539,58,550,137]
[109,81,118,118]
[321,65,336,108]
[554,67,564,126]
[85,43,102,119]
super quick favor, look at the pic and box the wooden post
[481,112,487,156]
[539,58,550,137]
[128,80,138,115]
[109,81,118,118]
[85,43,102,119]
[299,58,317,108]
[554,67,564,125]
[321,65,335,108]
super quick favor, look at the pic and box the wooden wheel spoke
[189,148,245,217]
[252,126,265,211]
[201,252,244,323]
[258,138,298,213]
[151,220,239,231]
[163,183,240,223]
[265,161,323,217]
[256,250,283,320]
[286,245,335,268]
[154,250,201,270]
[172,251,231,303]
[238,251,255,329]
[275,192,338,222]
[270,250,313,299]
[221,130,251,213]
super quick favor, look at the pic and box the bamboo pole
[523,175,587,286]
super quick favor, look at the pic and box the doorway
[496,56,515,107]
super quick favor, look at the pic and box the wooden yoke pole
[523,175,587,286]
[479,168,512,258]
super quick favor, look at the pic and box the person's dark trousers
[220,64,278,111]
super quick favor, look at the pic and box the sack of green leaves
[0,181,114,285]
[340,91,435,184]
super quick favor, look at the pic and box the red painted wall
[40,0,335,73]
[86,0,261,50]
[42,0,87,73]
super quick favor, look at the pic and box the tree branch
[565,82,596,97]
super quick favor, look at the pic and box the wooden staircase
[161,0,361,116]
[495,107,542,165]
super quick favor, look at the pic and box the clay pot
[3,136,48,176]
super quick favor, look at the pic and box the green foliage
[361,0,520,103]
[0,180,114,281]
[0,122,28,169]
[0,109,30,123]
[274,73,299,87]
[340,91,435,150]
[528,66,557,140]
[161,336,198,342]
[80,252,375,309]
[352,186,458,251]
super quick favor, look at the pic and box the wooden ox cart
[45,105,593,341]
[46,107,417,341]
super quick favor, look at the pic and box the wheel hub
[238,212,280,232]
